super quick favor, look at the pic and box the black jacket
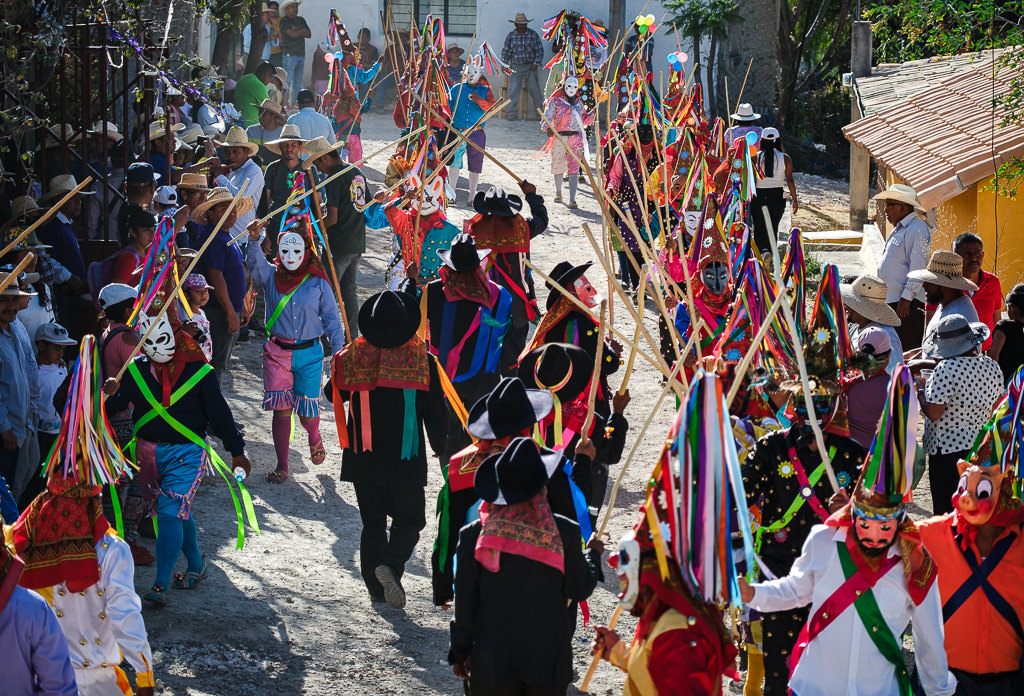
[448,514,600,688]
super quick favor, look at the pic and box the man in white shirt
[740,371,957,696]
[874,184,931,351]
[907,250,980,359]
[212,126,264,241]
[286,89,336,145]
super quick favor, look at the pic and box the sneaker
[374,564,407,609]
[128,540,156,566]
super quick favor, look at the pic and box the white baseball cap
[155,185,178,205]
[98,283,139,309]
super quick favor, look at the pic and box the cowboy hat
[146,121,186,141]
[191,186,255,225]
[280,0,300,10]
[1,196,46,233]
[176,173,210,191]
[474,437,562,505]
[0,270,37,297]
[545,260,593,310]
[265,124,306,154]
[872,183,927,214]
[43,123,78,149]
[467,377,553,440]
[517,342,592,403]
[446,43,465,56]
[38,175,95,204]
[473,186,523,217]
[358,290,422,349]
[275,67,289,85]
[213,126,259,156]
[840,274,901,327]
[178,123,205,146]
[907,250,979,292]
[509,12,532,24]
[301,136,344,169]
[85,120,124,141]
[437,233,490,272]
[256,98,288,125]
[922,313,990,360]
[730,103,761,121]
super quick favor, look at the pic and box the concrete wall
[720,0,779,120]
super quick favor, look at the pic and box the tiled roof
[844,48,1024,209]
[853,48,1014,117]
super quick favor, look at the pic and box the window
[386,0,476,37]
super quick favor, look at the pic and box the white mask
[684,211,701,236]
[137,312,176,364]
[563,76,579,98]
[407,175,445,215]
[278,232,306,271]
[466,56,484,85]
[610,534,641,610]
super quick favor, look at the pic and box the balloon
[324,53,334,64]
[667,54,678,65]
[638,25,647,34]
[645,14,656,24]
[745,131,759,146]
[672,62,682,72]
[680,52,688,62]
[648,24,657,32]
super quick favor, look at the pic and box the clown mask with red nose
[278,231,306,271]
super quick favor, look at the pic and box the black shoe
[374,564,407,609]
[369,592,386,604]
[237,327,250,344]
[137,516,157,539]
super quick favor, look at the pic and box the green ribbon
[435,468,452,573]
[837,541,912,696]
[752,446,836,559]
[265,273,310,333]
[127,362,260,549]
[400,389,419,460]
[108,483,124,539]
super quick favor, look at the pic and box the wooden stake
[725,290,786,408]
[0,253,35,295]
[580,605,624,692]
[617,269,647,395]
[580,300,607,446]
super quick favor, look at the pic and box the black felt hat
[472,185,523,217]
[357,290,421,348]
[467,377,554,440]
[545,260,593,310]
[474,436,562,505]
[436,233,490,272]
[517,342,591,403]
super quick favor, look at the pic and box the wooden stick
[308,179,352,342]
[725,290,786,408]
[728,57,754,129]
[0,253,35,295]
[0,177,93,260]
[617,268,647,395]
[760,208,838,491]
[579,300,607,446]
[580,605,624,692]
[596,348,689,541]
[114,180,250,382]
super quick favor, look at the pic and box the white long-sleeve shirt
[215,156,264,241]
[48,532,154,689]
[877,212,931,304]
[750,525,956,696]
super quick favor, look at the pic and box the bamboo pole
[725,290,786,408]
[0,177,93,260]
[308,177,352,341]
[617,268,647,395]
[580,605,624,692]
[114,180,250,382]
[579,300,607,446]
[0,253,35,295]
[727,57,754,129]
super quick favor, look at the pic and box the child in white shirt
[28,322,78,503]
[183,273,214,361]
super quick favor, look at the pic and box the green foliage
[865,0,1023,64]
[665,0,743,60]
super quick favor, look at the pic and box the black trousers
[352,478,426,595]
[761,606,809,695]
[468,679,566,696]
[750,188,786,255]
[890,299,926,352]
[929,447,967,515]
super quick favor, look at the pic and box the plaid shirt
[36,253,71,287]
[501,28,544,66]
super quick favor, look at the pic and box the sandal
[310,439,327,466]
[566,201,578,209]
[553,195,563,203]
[143,585,167,607]
[266,470,288,484]
[172,560,209,590]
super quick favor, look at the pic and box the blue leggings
[155,514,203,589]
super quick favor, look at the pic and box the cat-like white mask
[138,312,175,364]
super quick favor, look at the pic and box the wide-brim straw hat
[0,272,37,297]
[907,250,979,292]
[43,123,77,149]
[265,124,306,154]
[176,173,210,192]
[147,121,186,141]
[275,67,289,85]
[447,43,465,56]
[192,186,255,225]
[509,12,532,24]
[256,98,287,125]
[178,124,205,146]
[213,126,259,156]
[85,121,124,141]
[2,196,46,232]
[840,274,901,327]
[301,136,344,169]
[872,183,927,214]
[730,103,761,121]
[922,314,990,359]
[280,0,301,10]
[38,174,95,204]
